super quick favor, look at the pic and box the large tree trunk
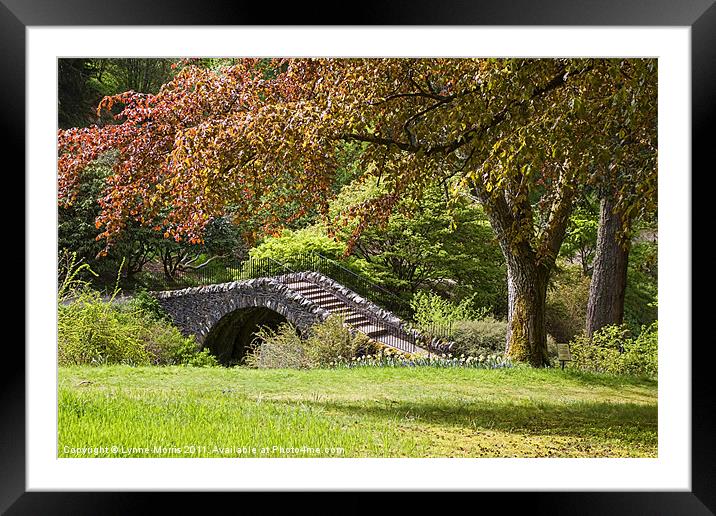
[471,165,575,368]
[505,260,551,367]
[586,194,630,337]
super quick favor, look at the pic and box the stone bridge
[154,271,450,365]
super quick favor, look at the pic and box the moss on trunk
[506,266,550,367]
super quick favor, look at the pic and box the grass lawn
[58,365,657,458]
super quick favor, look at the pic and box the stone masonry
[153,271,453,355]
[153,277,331,346]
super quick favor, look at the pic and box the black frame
[6,0,713,513]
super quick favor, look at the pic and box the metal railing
[282,253,454,345]
[138,256,295,290]
[283,253,414,319]
[344,310,417,354]
[418,320,454,342]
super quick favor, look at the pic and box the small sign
[557,343,572,362]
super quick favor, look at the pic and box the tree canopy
[57,58,657,366]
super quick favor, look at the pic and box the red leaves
[65,58,622,250]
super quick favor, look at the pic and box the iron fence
[283,253,414,318]
[138,256,294,289]
[346,310,417,354]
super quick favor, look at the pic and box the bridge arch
[203,306,289,365]
[153,278,331,363]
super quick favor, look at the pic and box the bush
[58,288,216,367]
[245,315,377,369]
[304,315,375,366]
[245,315,514,370]
[620,321,658,377]
[411,291,487,329]
[58,291,152,366]
[245,322,309,369]
[134,318,217,366]
[546,263,591,343]
[624,240,658,334]
[178,346,220,367]
[568,323,657,377]
[248,226,346,265]
[126,289,171,322]
[450,317,508,357]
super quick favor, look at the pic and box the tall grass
[58,252,216,367]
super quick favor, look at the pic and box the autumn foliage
[58,59,337,246]
[59,58,655,245]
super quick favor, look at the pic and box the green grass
[58,365,657,458]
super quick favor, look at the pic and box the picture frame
[5,0,712,512]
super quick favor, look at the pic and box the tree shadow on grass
[556,369,658,390]
[309,397,657,444]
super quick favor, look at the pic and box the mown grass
[58,365,657,458]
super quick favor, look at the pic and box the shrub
[248,226,346,264]
[568,323,657,377]
[126,289,171,322]
[450,317,508,357]
[624,240,658,334]
[245,322,310,369]
[180,346,220,367]
[244,314,515,370]
[620,321,658,378]
[58,249,98,301]
[58,290,152,366]
[304,315,375,366]
[546,263,591,343]
[134,318,215,366]
[245,315,378,369]
[58,287,216,367]
[569,325,629,375]
[411,291,487,329]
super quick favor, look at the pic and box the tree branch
[341,65,581,158]
[180,253,228,271]
[541,165,577,262]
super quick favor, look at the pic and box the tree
[559,200,599,276]
[58,58,101,129]
[97,58,176,95]
[58,151,247,286]
[58,58,655,366]
[329,175,506,311]
[58,59,336,247]
[58,58,178,129]
[57,150,157,284]
[623,230,658,333]
[585,60,657,337]
[304,58,652,365]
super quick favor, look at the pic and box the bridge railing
[138,256,295,290]
[278,252,454,346]
[282,253,414,319]
[355,311,417,354]
[142,252,454,344]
